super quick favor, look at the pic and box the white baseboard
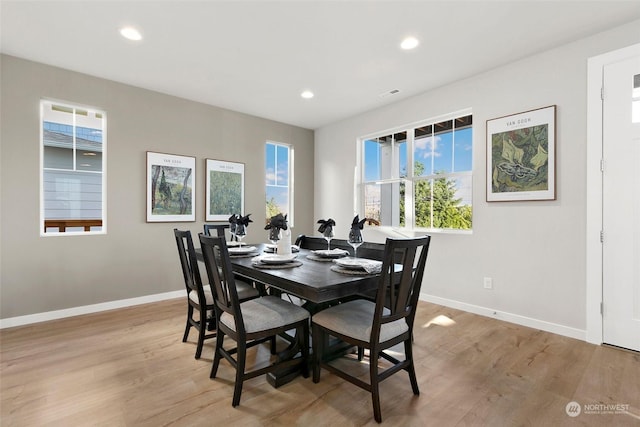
[419,293,587,342]
[1,290,587,342]
[0,290,184,329]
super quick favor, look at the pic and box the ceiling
[2,1,640,130]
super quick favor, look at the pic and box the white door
[602,54,640,351]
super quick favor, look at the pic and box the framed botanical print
[486,105,556,201]
[146,151,196,222]
[205,159,245,221]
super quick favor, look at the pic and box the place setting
[251,253,302,269]
[330,257,383,275]
[328,215,381,275]
[254,213,302,268]
[227,245,260,257]
[225,213,259,256]
[263,244,300,253]
[307,248,350,262]
[306,218,347,261]
[263,212,300,254]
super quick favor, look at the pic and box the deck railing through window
[44,219,103,233]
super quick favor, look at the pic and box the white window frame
[265,141,294,227]
[40,99,107,236]
[357,108,472,233]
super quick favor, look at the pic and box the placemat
[229,253,259,258]
[330,265,376,276]
[251,258,303,269]
[306,254,340,262]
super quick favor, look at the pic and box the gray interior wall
[0,55,314,319]
[314,20,640,333]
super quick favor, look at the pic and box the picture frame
[146,151,196,222]
[486,105,556,202]
[205,159,245,221]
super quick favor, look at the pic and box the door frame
[586,43,640,345]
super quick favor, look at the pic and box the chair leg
[357,347,364,361]
[182,305,193,342]
[312,323,323,383]
[210,330,225,379]
[195,310,206,359]
[404,338,420,395]
[370,350,382,423]
[232,341,247,407]
[300,321,310,378]
[207,311,216,331]
[270,336,277,354]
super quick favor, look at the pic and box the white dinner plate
[228,246,257,254]
[264,244,300,253]
[312,249,349,258]
[333,257,382,270]
[259,254,298,264]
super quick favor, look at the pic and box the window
[265,141,293,225]
[361,111,472,231]
[40,101,106,235]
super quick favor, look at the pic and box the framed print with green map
[205,159,245,221]
[486,105,556,202]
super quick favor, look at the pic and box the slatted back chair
[174,228,215,359]
[203,223,229,238]
[311,235,431,423]
[295,234,386,260]
[199,234,311,407]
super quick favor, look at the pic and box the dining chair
[204,223,266,295]
[295,234,386,261]
[174,229,259,359]
[311,235,431,423]
[203,223,229,238]
[199,233,311,407]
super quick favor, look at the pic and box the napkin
[317,218,335,238]
[265,213,288,230]
[228,214,238,240]
[277,229,292,255]
[359,260,382,274]
[321,248,349,256]
[237,214,253,226]
[349,215,367,241]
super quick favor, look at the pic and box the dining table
[195,241,389,387]
[228,244,382,305]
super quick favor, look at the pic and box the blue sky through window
[414,126,472,175]
[266,142,290,214]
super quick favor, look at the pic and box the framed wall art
[486,105,556,202]
[146,151,196,222]
[205,159,245,221]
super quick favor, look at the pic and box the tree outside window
[265,141,293,225]
[362,113,472,231]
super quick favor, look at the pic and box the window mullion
[72,108,77,171]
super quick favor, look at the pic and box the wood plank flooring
[1,299,638,426]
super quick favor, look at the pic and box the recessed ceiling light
[400,37,419,50]
[120,26,142,41]
[301,90,314,99]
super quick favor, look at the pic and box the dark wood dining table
[195,242,385,387]
[228,243,381,306]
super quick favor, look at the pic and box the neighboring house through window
[41,100,106,235]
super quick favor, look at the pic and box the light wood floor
[1,299,638,426]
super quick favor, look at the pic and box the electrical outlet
[483,277,493,289]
